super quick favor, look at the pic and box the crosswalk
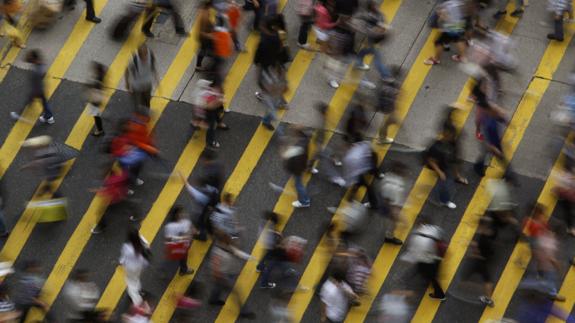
[0,0,573,322]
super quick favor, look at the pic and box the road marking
[0,0,109,177]
[23,15,207,321]
[412,24,571,323]
[479,26,575,323]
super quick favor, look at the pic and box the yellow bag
[29,198,68,223]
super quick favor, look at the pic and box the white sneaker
[355,63,370,71]
[328,80,340,89]
[297,43,312,50]
[292,200,310,208]
[442,201,457,209]
[10,112,19,120]
[331,177,346,187]
[255,91,263,100]
[136,178,144,186]
[333,159,342,167]
[127,189,135,196]
[378,137,394,145]
[39,116,55,124]
[359,80,376,90]
[310,167,319,174]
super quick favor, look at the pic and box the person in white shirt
[379,162,408,245]
[120,228,150,306]
[320,270,358,323]
[63,269,102,321]
[164,206,195,276]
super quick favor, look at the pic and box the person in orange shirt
[226,0,244,51]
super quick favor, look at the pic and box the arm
[427,158,446,181]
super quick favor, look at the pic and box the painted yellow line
[0,16,146,262]
[480,29,575,323]
[412,38,570,323]
[0,0,109,178]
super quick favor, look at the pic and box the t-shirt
[320,280,352,322]
[426,139,457,172]
[164,219,192,240]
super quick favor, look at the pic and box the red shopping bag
[165,240,190,260]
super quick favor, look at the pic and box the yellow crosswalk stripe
[23,15,204,322]
[412,27,571,323]
[288,3,523,322]
[479,27,575,323]
[0,0,109,179]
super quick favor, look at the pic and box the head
[127,227,144,254]
[168,205,185,223]
[315,102,329,116]
[22,260,42,274]
[222,193,235,206]
[91,61,106,80]
[137,44,149,59]
[264,211,279,228]
[25,49,42,64]
[366,0,377,12]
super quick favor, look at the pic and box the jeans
[27,92,53,119]
[297,16,313,45]
[437,176,452,204]
[294,175,310,204]
[417,261,445,298]
[0,208,7,234]
[261,92,281,126]
[356,45,391,79]
[553,16,564,40]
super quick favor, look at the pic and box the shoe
[331,177,346,187]
[355,63,370,71]
[424,57,440,65]
[328,79,340,89]
[143,30,155,38]
[297,43,312,50]
[217,123,230,130]
[363,202,371,208]
[310,167,319,174]
[493,10,507,19]
[176,28,189,36]
[547,34,564,41]
[127,189,135,196]
[510,9,523,17]
[377,137,394,145]
[262,122,275,131]
[90,226,103,234]
[429,293,446,301]
[443,44,451,51]
[39,116,55,124]
[260,282,276,289]
[442,201,457,209]
[451,54,462,63]
[135,178,144,186]
[10,112,19,120]
[333,159,342,167]
[209,299,225,306]
[92,130,104,137]
[255,91,263,100]
[479,296,494,307]
[384,237,403,245]
[292,200,311,208]
[0,231,10,238]
[86,16,101,23]
[179,269,194,275]
[210,141,221,148]
[129,215,142,222]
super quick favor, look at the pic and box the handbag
[165,240,190,260]
[29,197,69,223]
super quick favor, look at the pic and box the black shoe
[474,163,486,177]
[547,33,564,41]
[384,237,403,245]
[493,10,506,19]
[209,299,225,306]
[176,28,189,36]
[510,9,523,17]
[429,293,446,301]
[179,269,194,275]
[262,122,275,131]
[86,16,101,23]
[143,30,155,38]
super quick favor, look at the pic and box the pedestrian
[202,77,226,148]
[344,104,368,144]
[342,141,379,209]
[547,0,572,41]
[196,1,215,72]
[86,61,106,136]
[11,50,54,124]
[119,228,151,306]
[142,0,187,38]
[181,171,219,242]
[226,0,244,51]
[313,0,337,54]
[21,136,64,196]
[208,232,256,319]
[320,268,359,323]
[164,206,195,276]
[64,0,101,23]
[257,212,283,273]
[125,45,159,114]
[242,0,261,31]
[554,162,575,236]
[424,0,467,65]
[375,67,401,145]
[460,217,495,307]
[354,1,392,81]
[401,223,447,301]
[296,0,314,49]
[378,290,412,323]
[282,127,311,208]
[211,193,241,239]
[14,261,53,322]
[424,123,468,209]
[0,282,20,322]
[63,269,104,322]
[0,0,26,49]
[378,161,407,245]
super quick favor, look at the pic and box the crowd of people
[0,0,573,322]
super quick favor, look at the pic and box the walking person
[1,0,26,49]
[282,127,311,208]
[125,45,159,114]
[164,206,195,275]
[63,269,103,322]
[424,0,467,65]
[493,0,524,18]
[142,0,187,38]
[375,67,401,145]
[202,78,226,148]
[342,140,379,209]
[196,1,215,72]
[119,228,151,306]
[296,0,314,49]
[378,161,407,245]
[547,0,572,41]
[320,269,359,323]
[64,0,101,23]
[11,50,54,124]
[86,62,106,136]
[354,1,392,81]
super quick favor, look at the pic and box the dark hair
[92,61,107,83]
[127,228,145,256]
[168,205,184,223]
[25,49,41,63]
[264,211,279,225]
[315,102,329,115]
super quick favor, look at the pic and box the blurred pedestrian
[554,162,575,236]
[0,282,19,322]
[424,0,467,65]
[494,0,524,18]
[0,171,10,238]
[320,268,358,323]
[164,206,195,276]
[0,0,26,49]
[375,67,401,145]
[282,127,311,208]
[296,0,314,49]
[354,1,391,81]
[14,261,52,322]
[86,62,106,137]
[181,171,219,242]
[64,0,101,23]
[342,141,378,209]
[378,290,412,323]
[63,269,104,322]
[378,161,407,245]
[125,45,158,114]
[313,0,337,54]
[547,0,572,41]
[196,1,215,72]
[21,136,64,196]
[211,193,241,239]
[142,0,187,38]
[119,229,151,306]
[257,212,283,273]
[11,50,54,124]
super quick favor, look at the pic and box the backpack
[213,27,233,58]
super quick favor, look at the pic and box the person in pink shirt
[314,0,337,53]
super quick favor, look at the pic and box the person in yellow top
[0,0,25,49]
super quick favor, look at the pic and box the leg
[84,0,96,19]
[40,94,53,120]
[371,47,392,79]
[261,92,278,127]
[0,208,8,235]
[125,272,143,305]
[141,6,156,34]
[206,110,217,145]
[378,112,397,140]
[166,2,186,33]
[437,177,450,204]
[297,17,312,45]
[94,116,104,133]
[294,175,310,205]
[179,257,189,273]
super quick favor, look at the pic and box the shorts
[435,31,463,46]
[314,26,329,42]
